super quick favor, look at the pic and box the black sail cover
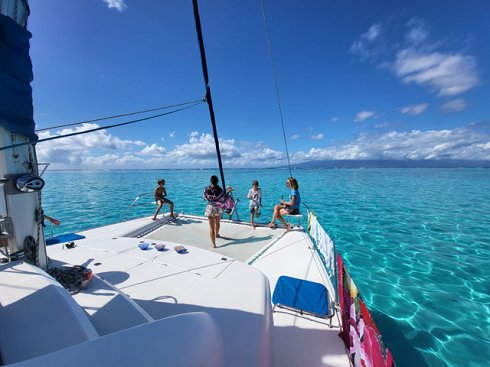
[0,14,37,141]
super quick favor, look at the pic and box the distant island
[282,160,490,169]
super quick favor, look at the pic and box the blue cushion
[272,275,329,316]
[46,233,85,245]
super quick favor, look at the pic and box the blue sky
[29,0,490,169]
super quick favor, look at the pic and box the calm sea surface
[42,168,490,367]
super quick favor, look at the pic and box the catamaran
[0,1,396,366]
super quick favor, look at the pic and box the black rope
[23,235,39,267]
[259,0,293,178]
[35,99,204,132]
[0,100,205,152]
[47,265,88,294]
[192,0,226,189]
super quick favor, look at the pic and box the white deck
[252,229,349,367]
[3,213,349,366]
[46,215,274,367]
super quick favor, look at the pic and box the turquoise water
[42,168,490,367]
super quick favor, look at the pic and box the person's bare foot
[216,234,220,238]
[152,217,157,221]
[267,222,276,228]
[286,224,292,232]
[170,214,177,219]
[250,224,256,230]
[212,244,217,248]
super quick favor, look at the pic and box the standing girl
[203,175,224,248]
[247,180,262,229]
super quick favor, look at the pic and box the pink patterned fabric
[337,254,396,367]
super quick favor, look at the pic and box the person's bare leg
[215,214,221,238]
[278,208,291,231]
[250,212,255,229]
[267,204,282,228]
[208,216,217,248]
[153,202,162,220]
[169,201,175,218]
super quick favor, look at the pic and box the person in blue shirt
[267,177,301,232]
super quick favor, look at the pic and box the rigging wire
[259,0,293,178]
[35,98,205,132]
[0,100,205,152]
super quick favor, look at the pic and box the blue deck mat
[272,275,329,316]
[46,233,86,245]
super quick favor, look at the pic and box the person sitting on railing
[152,178,176,221]
[267,177,300,232]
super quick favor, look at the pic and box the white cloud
[350,17,478,97]
[400,103,428,115]
[102,0,127,11]
[441,99,466,113]
[35,126,489,170]
[170,133,240,160]
[311,133,324,140]
[349,24,383,60]
[331,117,339,122]
[169,131,176,138]
[141,144,166,155]
[374,123,389,129]
[394,50,478,96]
[238,148,285,163]
[354,111,376,122]
[36,123,145,166]
[295,127,490,161]
[291,134,300,140]
[405,19,429,46]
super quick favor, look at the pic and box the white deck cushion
[0,261,98,364]
[11,312,224,367]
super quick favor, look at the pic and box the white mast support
[0,1,47,269]
[0,127,48,269]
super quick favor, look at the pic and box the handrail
[121,193,155,222]
[301,203,339,304]
[38,163,50,177]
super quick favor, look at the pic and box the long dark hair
[204,175,223,202]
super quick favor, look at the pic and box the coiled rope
[47,265,88,294]
[23,235,39,267]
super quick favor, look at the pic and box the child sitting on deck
[247,180,262,229]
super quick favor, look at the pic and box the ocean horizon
[41,167,490,367]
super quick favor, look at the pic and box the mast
[0,0,48,269]
[191,0,226,189]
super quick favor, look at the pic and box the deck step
[72,274,153,336]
